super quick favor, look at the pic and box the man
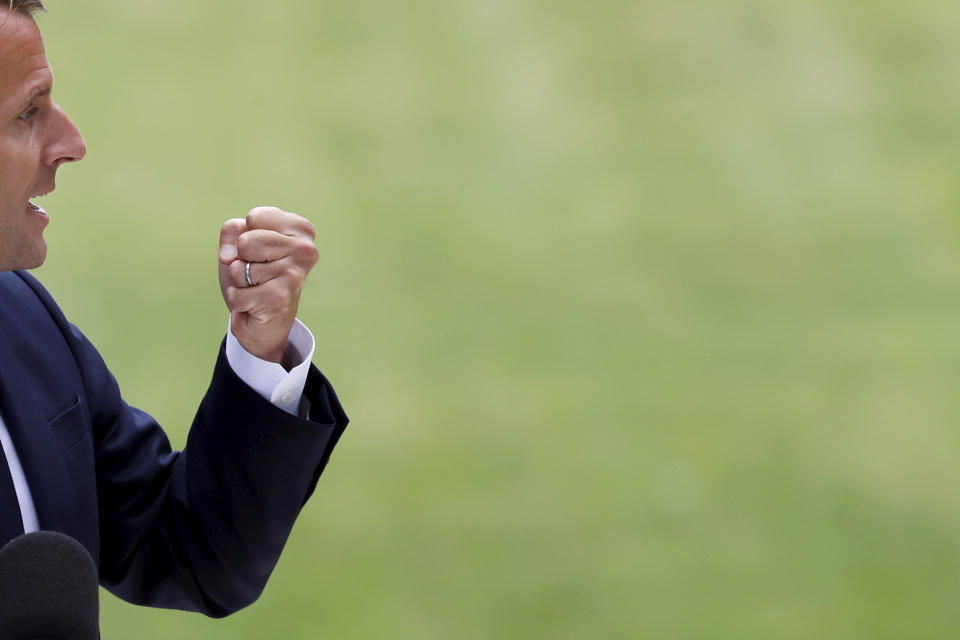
[0,0,348,617]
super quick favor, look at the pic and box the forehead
[0,11,50,98]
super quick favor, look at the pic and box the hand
[218,206,319,365]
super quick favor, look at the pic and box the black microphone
[0,531,99,640]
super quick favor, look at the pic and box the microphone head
[0,531,99,640]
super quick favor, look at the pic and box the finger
[245,206,316,239]
[229,256,306,289]
[225,281,298,318]
[219,218,247,264]
[237,229,319,266]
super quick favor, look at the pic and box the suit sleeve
[70,325,348,616]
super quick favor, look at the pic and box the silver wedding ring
[244,260,254,287]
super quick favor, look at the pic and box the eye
[18,106,39,122]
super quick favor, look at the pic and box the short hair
[5,0,45,16]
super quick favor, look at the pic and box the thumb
[218,218,247,264]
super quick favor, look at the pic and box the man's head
[0,2,85,270]
[5,0,45,16]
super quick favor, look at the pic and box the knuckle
[293,238,318,263]
[220,218,245,238]
[237,232,253,254]
[284,265,305,284]
[247,206,282,226]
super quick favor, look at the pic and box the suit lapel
[0,327,82,540]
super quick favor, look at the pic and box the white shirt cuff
[225,318,315,416]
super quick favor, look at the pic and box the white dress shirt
[0,319,316,534]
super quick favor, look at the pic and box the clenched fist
[218,206,319,365]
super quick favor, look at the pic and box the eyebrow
[27,86,51,102]
[18,85,51,111]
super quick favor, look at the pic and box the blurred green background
[28,0,960,637]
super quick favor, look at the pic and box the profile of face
[0,9,85,271]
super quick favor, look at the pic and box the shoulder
[0,269,58,306]
[0,269,59,311]
[0,270,82,359]
[0,270,60,321]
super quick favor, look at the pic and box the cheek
[0,131,40,198]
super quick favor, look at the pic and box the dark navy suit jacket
[0,270,348,617]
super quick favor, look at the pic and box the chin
[0,231,46,270]
[8,243,47,271]
[23,255,47,270]
[25,244,47,269]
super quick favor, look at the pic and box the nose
[42,101,87,167]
